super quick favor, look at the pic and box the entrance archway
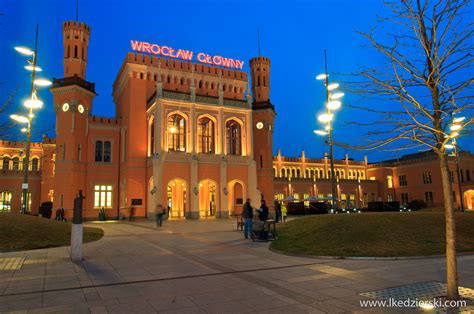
[464,190,474,210]
[228,180,245,216]
[167,178,187,218]
[199,179,217,218]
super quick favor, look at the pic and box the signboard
[131,40,244,70]
[22,183,28,189]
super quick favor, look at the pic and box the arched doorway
[228,180,245,216]
[199,179,217,218]
[464,190,474,210]
[167,178,187,218]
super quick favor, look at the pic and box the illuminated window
[387,176,393,188]
[0,191,12,211]
[197,117,215,154]
[32,158,39,171]
[12,157,19,171]
[275,193,284,201]
[168,114,187,152]
[94,185,112,208]
[21,192,32,212]
[2,156,9,170]
[226,120,241,155]
[149,118,155,156]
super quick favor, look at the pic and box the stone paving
[1,218,474,313]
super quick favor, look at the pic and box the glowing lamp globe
[24,98,43,109]
[327,101,342,110]
[318,113,333,123]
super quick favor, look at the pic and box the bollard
[70,190,85,261]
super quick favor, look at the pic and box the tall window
[422,171,432,184]
[21,192,32,212]
[0,191,12,211]
[399,175,408,186]
[400,192,409,205]
[226,120,241,155]
[2,157,9,170]
[168,114,186,152]
[95,141,103,162]
[425,191,434,204]
[197,117,215,154]
[32,158,39,171]
[12,157,19,171]
[387,176,393,188]
[94,185,112,208]
[95,140,111,162]
[149,118,155,156]
[466,170,471,182]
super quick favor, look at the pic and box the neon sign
[130,40,244,70]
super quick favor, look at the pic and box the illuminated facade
[1,20,473,217]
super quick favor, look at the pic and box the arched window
[103,141,111,162]
[197,117,215,154]
[74,45,78,58]
[12,157,19,171]
[95,141,103,162]
[149,118,155,156]
[274,167,277,177]
[32,158,39,171]
[168,114,186,152]
[282,168,286,177]
[226,120,241,155]
[0,191,12,211]
[296,168,301,178]
[2,156,9,170]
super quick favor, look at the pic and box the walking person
[242,198,253,239]
[275,201,282,223]
[155,204,165,227]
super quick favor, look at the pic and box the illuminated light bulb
[327,100,342,110]
[453,117,465,123]
[169,127,177,134]
[314,130,328,136]
[325,125,331,130]
[318,113,333,123]
[14,46,34,56]
[33,78,52,86]
[29,113,34,118]
[316,73,327,80]
[24,98,43,109]
[450,124,461,131]
[444,144,455,149]
[330,92,344,100]
[21,128,27,133]
[25,65,42,72]
[327,83,339,91]
[450,132,459,138]
[10,114,29,123]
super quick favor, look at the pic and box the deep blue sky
[2,0,472,162]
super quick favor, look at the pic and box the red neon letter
[130,40,143,52]
[150,44,160,55]
[161,46,170,56]
[182,50,193,61]
[212,56,222,66]
[197,53,206,63]
[169,48,176,58]
[142,42,151,53]
[220,57,231,68]
[235,60,244,70]
[205,54,212,64]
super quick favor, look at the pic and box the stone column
[189,155,199,219]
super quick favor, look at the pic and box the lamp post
[314,50,344,212]
[14,24,52,214]
[446,116,466,212]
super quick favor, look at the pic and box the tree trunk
[439,152,459,300]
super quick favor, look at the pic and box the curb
[268,246,474,261]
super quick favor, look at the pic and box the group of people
[274,202,288,224]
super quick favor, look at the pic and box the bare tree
[343,0,473,299]
[0,86,19,137]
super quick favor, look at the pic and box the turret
[62,21,90,79]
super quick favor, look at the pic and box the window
[425,191,434,204]
[281,168,286,177]
[460,169,464,182]
[422,172,432,184]
[197,117,215,154]
[21,192,32,212]
[95,141,103,162]
[453,191,456,204]
[2,157,9,170]
[400,193,409,205]
[32,158,39,171]
[103,141,111,162]
[399,175,408,186]
[168,114,186,152]
[387,176,393,188]
[226,120,241,155]
[94,185,112,208]
[12,157,19,171]
[95,140,111,162]
[149,118,155,156]
[0,191,12,211]
[387,194,393,202]
[467,170,471,182]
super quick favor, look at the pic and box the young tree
[345,0,473,299]
[0,86,18,137]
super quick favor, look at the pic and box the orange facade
[1,20,473,217]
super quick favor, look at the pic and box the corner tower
[63,21,90,79]
[250,56,275,211]
[50,21,96,211]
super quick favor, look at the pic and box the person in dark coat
[258,200,269,221]
[275,201,282,223]
[242,198,253,239]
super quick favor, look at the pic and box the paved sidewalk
[1,218,473,313]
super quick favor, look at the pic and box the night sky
[2,0,472,162]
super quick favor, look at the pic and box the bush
[408,199,427,211]
[38,202,53,218]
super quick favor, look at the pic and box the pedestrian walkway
[1,219,473,313]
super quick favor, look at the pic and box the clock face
[78,104,84,114]
[62,103,69,112]
[256,122,264,129]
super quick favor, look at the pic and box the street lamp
[14,24,52,214]
[445,115,467,212]
[314,49,344,212]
